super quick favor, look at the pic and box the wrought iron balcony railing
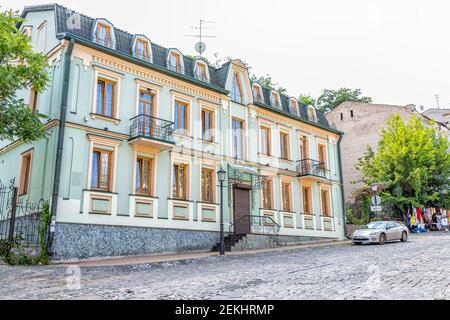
[194,74,210,83]
[253,95,265,104]
[92,35,116,49]
[296,158,329,179]
[129,114,175,144]
[167,64,185,74]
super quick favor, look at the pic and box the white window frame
[91,67,123,122]
[35,21,47,53]
[194,59,210,82]
[91,19,116,49]
[270,91,281,109]
[252,83,264,103]
[132,35,152,63]
[289,98,299,115]
[167,49,185,74]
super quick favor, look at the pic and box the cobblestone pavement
[1,232,449,300]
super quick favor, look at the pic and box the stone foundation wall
[232,234,336,251]
[51,223,220,261]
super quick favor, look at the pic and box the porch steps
[211,234,246,252]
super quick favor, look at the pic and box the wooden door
[233,184,251,234]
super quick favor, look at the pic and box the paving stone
[0,232,449,299]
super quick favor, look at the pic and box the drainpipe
[48,38,75,254]
[337,133,350,239]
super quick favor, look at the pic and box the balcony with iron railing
[296,158,330,180]
[128,114,175,151]
[92,35,116,49]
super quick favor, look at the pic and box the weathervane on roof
[185,20,216,57]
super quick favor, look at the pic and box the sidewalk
[54,239,351,269]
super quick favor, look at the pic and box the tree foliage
[250,74,288,96]
[316,87,372,113]
[299,94,316,106]
[356,114,450,216]
[0,9,49,142]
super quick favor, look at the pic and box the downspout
[337,133,350,239]
[48,38,75,254]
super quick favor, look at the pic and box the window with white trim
[270,91,281,109]
[231,72,243,103]
[194,60,209,82]
[252,84,264,104]
[289,98,299,115]
[168,50,184,74]
[35,21,47,53]
[134,37,151,61]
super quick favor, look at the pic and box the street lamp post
[217,167,226,255]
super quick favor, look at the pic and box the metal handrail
[296,158,329,178]
[129,114,175,143]
[229,215,281,245]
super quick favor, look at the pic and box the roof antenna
[185,20,216,57]
[435,94,440,109]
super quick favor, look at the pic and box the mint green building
[0,4,346,260]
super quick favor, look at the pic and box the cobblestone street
[1,233,449,300]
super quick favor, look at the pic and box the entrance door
[233,184,251,234]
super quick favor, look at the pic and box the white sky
[4,0,450,109]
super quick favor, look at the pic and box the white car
[352,221,409,245]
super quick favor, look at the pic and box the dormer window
[307,106,318,122]
[21,26,32,37]
[231,72,243,103]
[252,84,264,104]
[194,60,209,83]
[167,49,184,74]
[289,98,299,115]
[132,36,152,62]
[92,20,115,49]
[270,91,281,109]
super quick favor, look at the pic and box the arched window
[194,60,210,83]
[270,91,281,109]
[167,49,185,74]
[289,98,299,115]
[92,19,116,49]
[231,72,243,103]
[307,106,318,122]
[133,35,152,62]
[252,84,264,104]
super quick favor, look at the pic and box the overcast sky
[4,0,450,109]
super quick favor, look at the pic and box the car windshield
[364,222,386,229]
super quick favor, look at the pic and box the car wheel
[379,233,386,245]
[400,231,408,242]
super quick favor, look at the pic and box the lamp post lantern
[217,167,226,255]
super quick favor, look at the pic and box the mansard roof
[20,3,335,132]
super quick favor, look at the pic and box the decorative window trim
[252,83,264,104]
[167,48,185,74]
[134,80,160,117]
[193,59,210,83]
[132,35,152,63]
[260,176,274,210]
[270,91,281,109]
[200,105,216,143]
[301,184,313,215]
[18,149,33,196]
[320,187,332,217]
[289,98,299,115]
[21,25,33,37]
[86,135,121,193]
[280,178,294,213]
[171,92,192,137]
[91,19,116,49]
[91,68,122,121]
[259,124,272,156]
[279,128,291,161]
[298,134,310,160]
[131,146,157,198]
[231,116,246,160]
[89,193,113,215]
[200,166,216,204]
[171,157,191,201]
[307,105,318,122]
[317,141,328,169]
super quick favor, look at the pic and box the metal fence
[0,179,49,249]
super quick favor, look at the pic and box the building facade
[0,4,345,260]
[327,102,448,205]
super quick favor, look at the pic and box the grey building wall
[326,102,416,204]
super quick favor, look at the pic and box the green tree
[356,114,450,217]
[299,94,316,106]
[250,74,288,96]
[0,9,49,143]
[316,88,372,113]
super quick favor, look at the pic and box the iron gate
[0,179,49,248]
